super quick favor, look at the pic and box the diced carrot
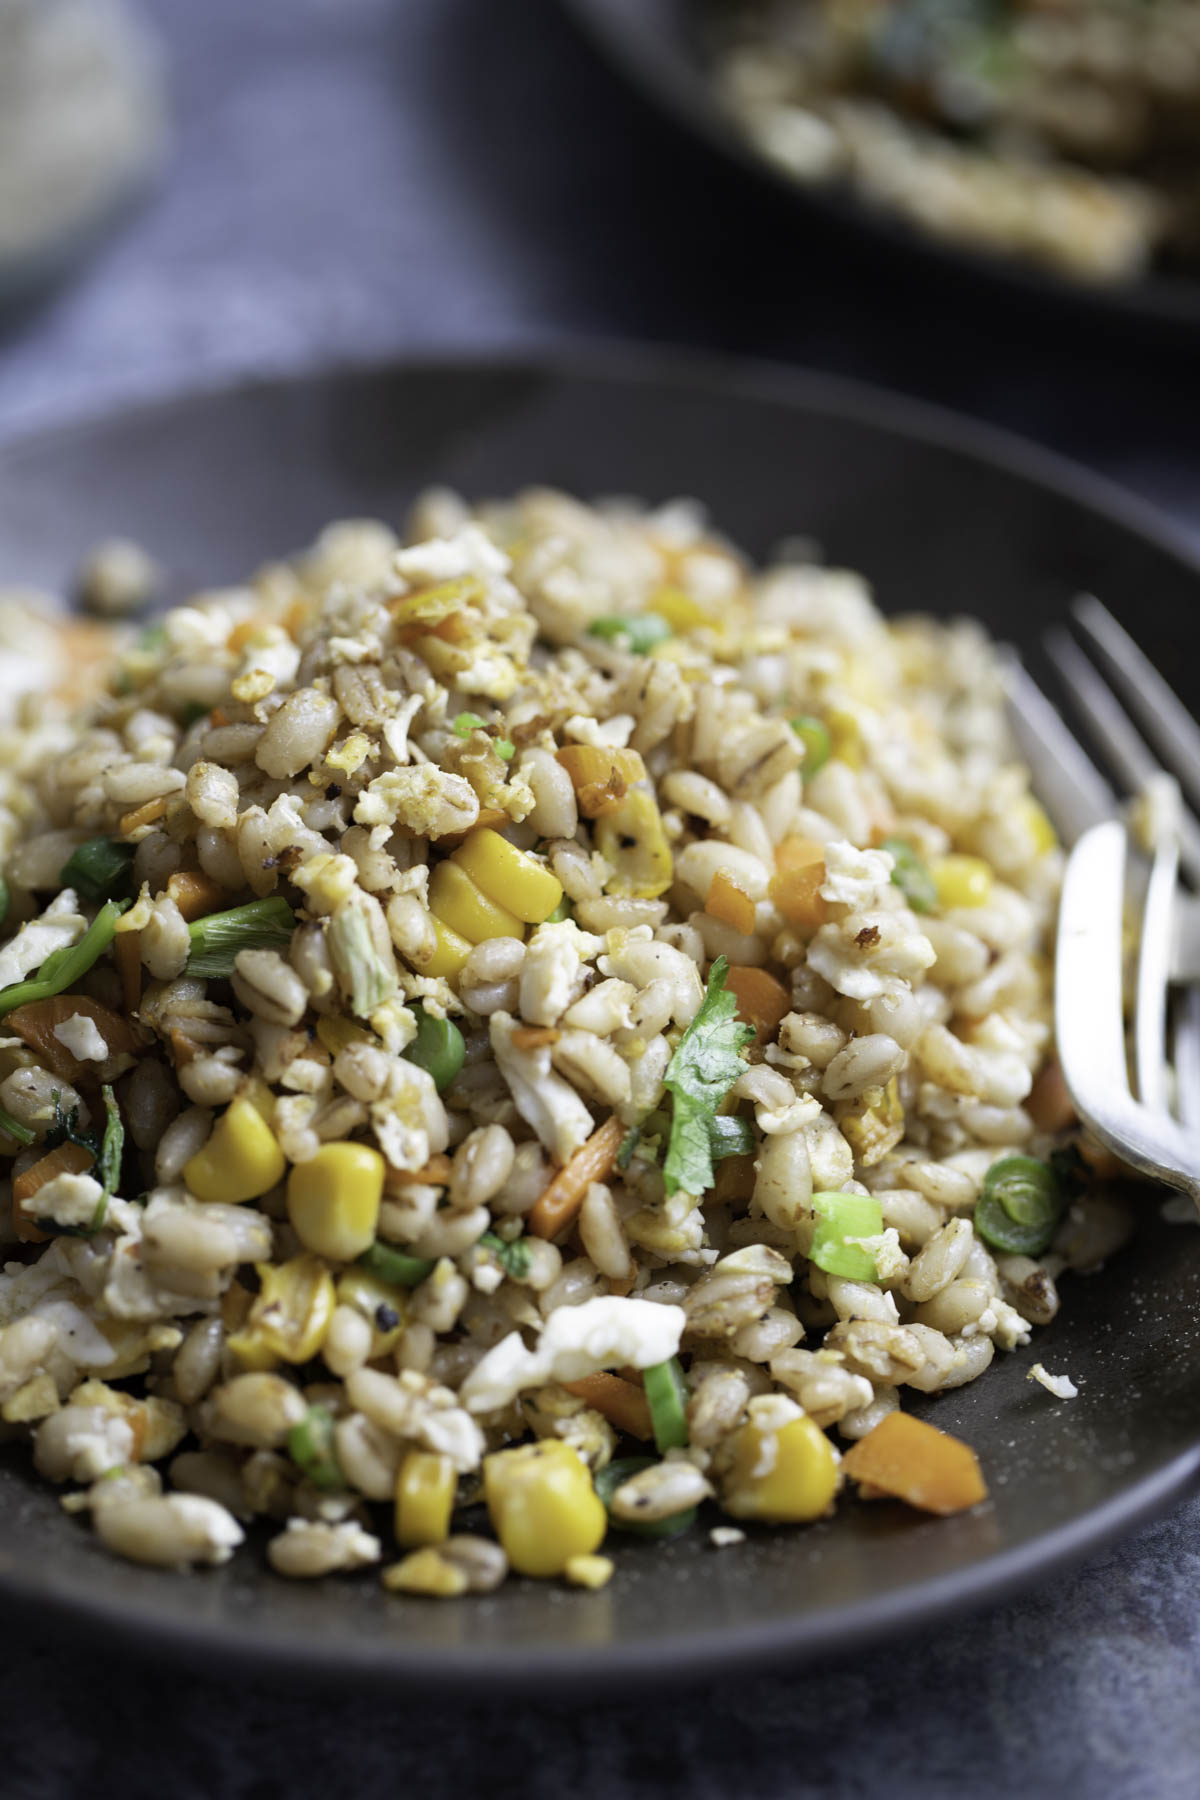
[1078,1135,1127,1181]
[706,869,757,936]
[840,1411,987,1515]
[1028,1059,1076,1134]
[725,965,790,1042]
[770,835,827,936]
[119,796,170,837]
[385,1154,454,1189]
[114,929,142,1014]
[209,707,231,729]
[169,1027,199,1067]
[165,869,229,923]
[13,1142,95,1243]
[6,996,143,1082]
[528,1116,624,1241]
[556,746,647,819]
[227,618,268,654]
[510,1026,561,1051]
[607,1278,635,1299]
[563,1372,653,1441]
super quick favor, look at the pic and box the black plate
[562,0,1200,334]
[1,348,1199,1693]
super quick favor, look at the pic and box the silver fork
[1005,597,1200,1209]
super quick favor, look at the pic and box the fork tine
[1071,595,1200,816]
[1046,628,1200,885]
[1001,652,1115,844]
[1134,803,1179,1114]
[1173,987,1200,1132]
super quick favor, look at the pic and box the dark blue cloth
[0,5,1197,1796]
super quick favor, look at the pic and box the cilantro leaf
[479,1231,533,1280]
[662,957,754,1197]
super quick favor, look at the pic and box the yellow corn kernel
[650,586,709,632]
[564,1553,614,1590]
[1019,795,1058,856]
[390,575,484,630]
[452,828,563,925]
[228,1254,336,1368]
[286,1142,384,1262]
[826,706,863,770]
[932,854,993,909]
[428,859,524,944]
[593,790,673,899]
[335,1269,408,1357]
[483,1439,606,1578]
[720,1414,840,1523]
[316,1016,374,1057]
[183,1096,286,1204]
[419,915,473,981]
[381,1548,469,1598]
[395,1450,457,1549]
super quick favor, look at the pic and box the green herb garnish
[452,711,487,738]
[357,1241,436,1289]
[403,1007,465,1092]
[661,956,754,1198]
[184,897,295,980]
[789,715,831,778]
[478,1231,533,1280]
[0,1103,34,1147]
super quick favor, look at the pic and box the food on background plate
[0,486,1120,1594]
[710,0,1200,284]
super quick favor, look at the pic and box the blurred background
[1,4,1199,1798]
[0,0,1197,538]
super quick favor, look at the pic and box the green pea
[587,613,672,655]
[593,1457,697,1540]
[403,1007,465,1092]
[974,1154,1064,1256]
[880,837,937,915]
[789,715,831,778]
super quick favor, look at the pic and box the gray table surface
[1,3,1199,1796]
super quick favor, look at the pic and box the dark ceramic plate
[1,350,1199,1693]
[562,0,1200,334]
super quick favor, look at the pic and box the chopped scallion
[587,613,672,655]
[708,1113,755,1161]
[809,1191,884,1280]
[0,1102,34,1147]
[59,836,136,905]
[478,1230,532,1280]
[288,1404,343,1492]
[789,715,831,778]
[184,897,295,980]
[593,1456,698,1540]
[494,738,515,761]
[452,711,487,738]
[643,1357,689,1453]
[880,837,937,915]
[974,1155,1064,1256]
[0,899,129,1020]
[358,1241,436,1289]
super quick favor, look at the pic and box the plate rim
[559,0,1200,333]
[1,342,1199,1691]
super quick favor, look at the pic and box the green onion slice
[0,1103,34,1147]
[358,1241,436,1289]
[880,837,937,915]
[789,715,831,778]
[809,1191,884,1281]
[974,1155,1064,1257]
[184,897,295,980]
[587,614,672,655]
[288,1404,344,1492]
[643,1357,689,1453]
[59,837,136,905]
[0,899,129,1020]
[593,1456,698,1540]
